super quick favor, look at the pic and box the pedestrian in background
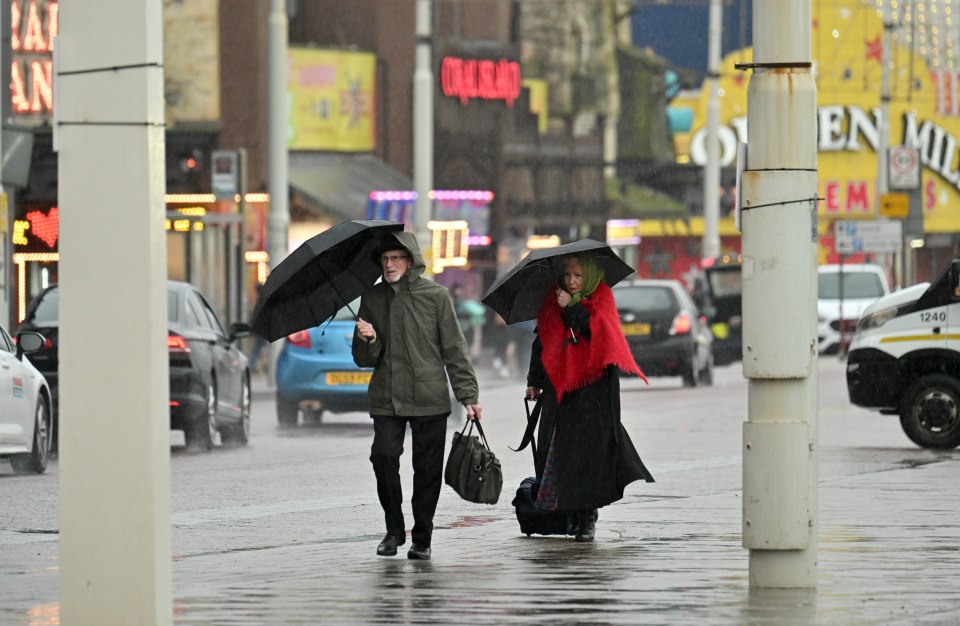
[353,231,483,560]
[524,254,654,541]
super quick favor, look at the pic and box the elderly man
[353,231,482,560]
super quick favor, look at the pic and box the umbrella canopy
[481,239,635,325]
[251,219,404,341]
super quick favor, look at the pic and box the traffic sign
[879,193,909,218]
[834,220,903,254]
[888,146,920,190]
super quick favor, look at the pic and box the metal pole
[414,0,434,275]
[741,0,819,588]
[267,0,289,273]
[266,0,289,372]
[58,0,172,621]
[703,0,723,260]
[877,0,892,210]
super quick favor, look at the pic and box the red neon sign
[440,56,521,107]
[11,0,58,117]
[26,206,58,248]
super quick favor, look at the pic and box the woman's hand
[525,387,541,400]
[556,288,572,308]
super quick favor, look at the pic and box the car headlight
[858,306,897,331]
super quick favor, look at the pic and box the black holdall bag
[444,419,503,505]
[510,397,578,537]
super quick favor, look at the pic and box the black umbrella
[251,219,404,341]
[481,239,635,325]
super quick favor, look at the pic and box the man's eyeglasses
[380,254,410,264]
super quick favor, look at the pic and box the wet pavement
[148,457,960,626]
[3,361,960,625]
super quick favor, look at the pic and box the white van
[817,263,890,354]
[846,260,960,449]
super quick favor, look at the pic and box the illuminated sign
[440,56,521,107]
[668,0,960,234]
[428,220,469,273]
[13,206,58,252]
[11,0,57,119]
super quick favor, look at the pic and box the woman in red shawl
[524,254,654,541]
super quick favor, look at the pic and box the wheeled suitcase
[510,398,577,536]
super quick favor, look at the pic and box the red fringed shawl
[537,282,647,402]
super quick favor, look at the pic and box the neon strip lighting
[428,220,469,230]
[465,235,491,246]
[245,251,269,263]
[607,219,640,227]
[369,191,417,202]
[165,193,270,204]
[429,190,494,202]
[14,252,60,322]
[369,190,495,203]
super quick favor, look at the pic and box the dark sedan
[613,279,714,387]
[18,281,253,450]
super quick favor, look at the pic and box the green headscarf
[563,254,605,306]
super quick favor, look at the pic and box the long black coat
[527,304,654,512]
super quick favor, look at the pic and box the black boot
[575,510,596,542]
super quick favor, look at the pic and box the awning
[288,153,413,222]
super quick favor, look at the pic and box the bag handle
[510,396,541,459]
[459,418,493,452]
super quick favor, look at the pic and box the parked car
[275,299,372,426]
[18,281,252,450]
[818,263,890,355]
[614,279,714,387]
[0,325,52,474]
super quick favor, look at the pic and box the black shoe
[575,511,596,542]
[376,533,405,557]
[407,543,431,560]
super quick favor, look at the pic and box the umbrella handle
[568,328,578,344]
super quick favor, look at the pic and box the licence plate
[326,371,372,385]
[621,323,651,336]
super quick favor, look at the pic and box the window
[818,272,885,299]
[616,286,676,312]
[0,327,13,353]
[29,289,59,323]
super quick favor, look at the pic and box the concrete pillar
[741,0,819,588]
[57,0,171,623]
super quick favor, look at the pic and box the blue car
[275,300,371,426]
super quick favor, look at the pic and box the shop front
[668,0,960,286]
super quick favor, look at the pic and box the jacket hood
[373,230,426,281]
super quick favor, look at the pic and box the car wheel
[681,353,699,388]
[302,409,324,425]
[277,393,299,428]
[11,397,50,474]
[899,374,960,449]
[185,380,217,450]
[699,351,714,387]
[221,375,251,446]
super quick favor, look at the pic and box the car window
[333,298,362,321]
[28,289,59,323]
[184,294,207,329]
[0,326,13,353]
[707,268,742,298]
[167,290,181,323]
[616,286,676,312]
[818,272,885,299]
[196,293,226,335]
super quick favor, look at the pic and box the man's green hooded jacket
[352,231,479,416]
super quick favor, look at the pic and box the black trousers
[370,414,448,547]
